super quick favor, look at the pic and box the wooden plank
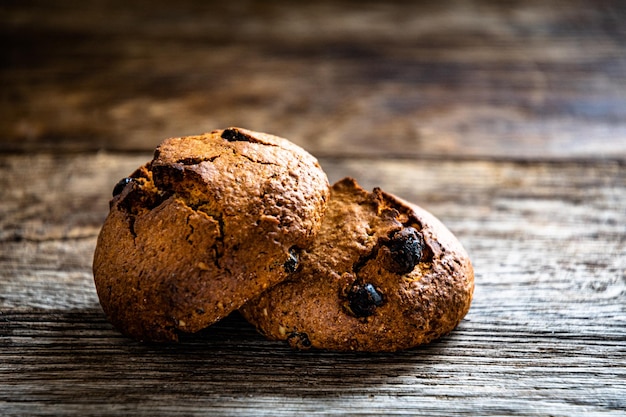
[0,153,624,415]
[1,309,623,416]
[2,0,626,159]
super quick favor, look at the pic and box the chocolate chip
[283,247,299,273]
[221,128,251,142]
[385,227,424,274]
[347,283,384,318]
[112,177,132,197]
[287,332,312,350]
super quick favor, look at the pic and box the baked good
[240,177,474,352]
[93,127,330,342]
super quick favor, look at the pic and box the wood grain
[1,154,624,416]
[2,0,626,159]
[2,1,625,415]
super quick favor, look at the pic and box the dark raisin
[287,332,312,350]
[221,128,251,142]
[283,247,299,273]
[385,227,424,274]
[112,177,133,197]
[347,283,384,318]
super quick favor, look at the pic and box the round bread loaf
[93,128,330,342]
[240,177,474,352]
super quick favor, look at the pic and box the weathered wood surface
[2,0,626,159]
[1,154,624,416]
[2,0,626,416]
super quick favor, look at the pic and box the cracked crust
[93,128,330,341]
[240,177,474,352]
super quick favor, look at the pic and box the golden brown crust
[93,128,330,342]
[240,177,474,352]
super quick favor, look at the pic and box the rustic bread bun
[93,128,330,342]
[240,177,474,352]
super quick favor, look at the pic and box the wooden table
[1,1,625,415]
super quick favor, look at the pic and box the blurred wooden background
[1,1,625,416]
